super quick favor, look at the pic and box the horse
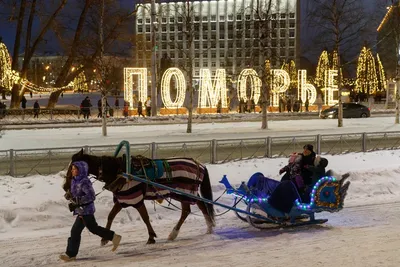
[64,149,215,245]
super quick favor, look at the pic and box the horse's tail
[200,167,215,222]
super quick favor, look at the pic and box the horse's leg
[136,203,158,244]
[101,202,122,246]
[196,200,215,234]
[168,202,191,241]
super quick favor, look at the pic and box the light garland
[73,71,88,92]
[0,43,73,93]
[124,68,147,109]
[198,69,227,108]
[323,70,338,106]
[288,60,297,92]
[271,69,290,107]
[315,50,330,88]
[0,43,12,88]
[161,67,186,108]
[376,53,386,91]
[237,69,261,104]
[271,69,290,93]
[297,70,316,105]
[294,176,338,211]
[356,46,378,95]
[19,79,73,94]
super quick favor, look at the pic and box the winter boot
[59,254,76,262]
[111,234,122,252]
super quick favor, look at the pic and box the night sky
[0,0,390,64]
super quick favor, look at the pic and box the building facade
[377,1,400,79]
[134,0,300,81]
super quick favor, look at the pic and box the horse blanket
[114,158,206,208]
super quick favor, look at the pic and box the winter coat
[300,151,316,185]
[70,161,96,215]
[279,153,304,189]
[307,156,328,186]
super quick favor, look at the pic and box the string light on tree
[237,69,261,104]
[315,50,330,88]
[376,53,386,91]
[19,79,73,93]
[0,42,13,88]
[282,60,297,94]
[298,70,317,105]
[124,68,147,109]
[73,71,88,92]
[198,69,227,108]
[0,42,72,93]
[161,67,186,108]
[331,50,342,82]
[356,46,378,95]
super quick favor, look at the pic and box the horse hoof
[168,228,179,241]
[146,239,156,245]
[101,239,109,246]
[206,227,214,234]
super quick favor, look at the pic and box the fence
[2,131,400,177]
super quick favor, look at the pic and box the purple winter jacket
[70,161,96,215]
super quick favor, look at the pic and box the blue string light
[295,176,336,211]
[225,176,338,212]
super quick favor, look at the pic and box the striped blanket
[114,158,206,208]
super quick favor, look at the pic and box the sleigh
[219,171,351,228]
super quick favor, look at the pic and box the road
[1,201,399,267]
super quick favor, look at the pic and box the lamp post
[150,0,157,116]
[396,45,400,124]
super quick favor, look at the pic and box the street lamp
[150,0,157,116]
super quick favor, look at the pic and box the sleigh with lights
[219,171,350,228]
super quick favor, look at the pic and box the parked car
[320,103,370,119]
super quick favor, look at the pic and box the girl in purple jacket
[59,161,122,262]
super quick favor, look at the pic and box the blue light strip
[294,176,336,211]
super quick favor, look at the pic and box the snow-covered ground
[2,116,400,150]
[1,150,400,267]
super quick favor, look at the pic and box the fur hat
[320,157,328,168]
[314,156,328,167]
[303,144,314,152]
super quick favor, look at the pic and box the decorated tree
[355,46,378,95]
[73,71,88,93]
[281,60,297,95]
[0,42,13,98]
[315,50,330,88]
[376,53,386,93]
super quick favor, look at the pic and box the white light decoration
[0,42,12,88]
[297,70,317,105]
[324,70,338,106]
[19,79,73,94]
[198,69,227,108]
[124,68,147,109]
[161,67,186,108]
[237,69,261,104]
[271,69,290,107]
[0,42,72,93]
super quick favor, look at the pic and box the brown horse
[64,149,215,245]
